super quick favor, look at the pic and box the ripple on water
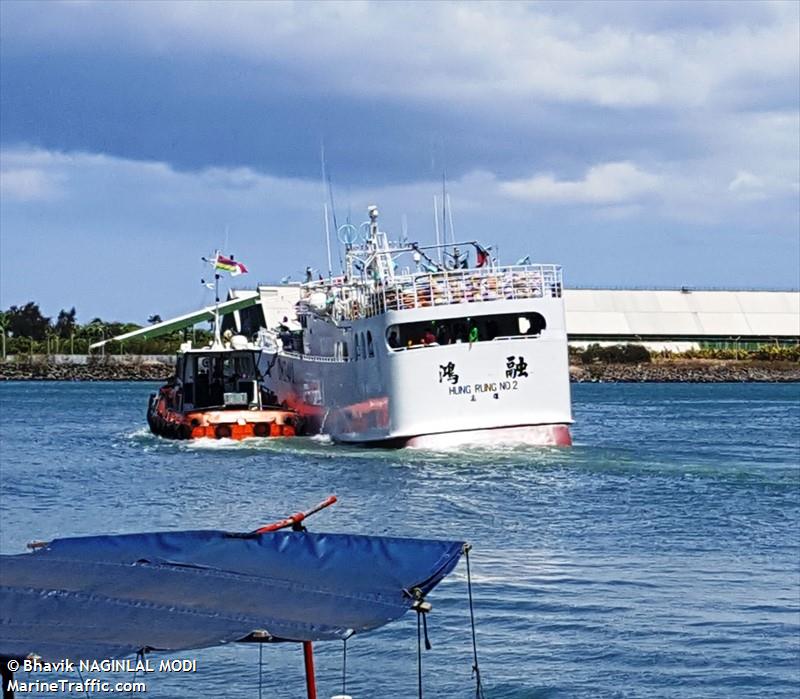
[0,381,798,697]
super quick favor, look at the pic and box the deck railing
[300,265,562,323]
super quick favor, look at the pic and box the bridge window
[386,312,546,350]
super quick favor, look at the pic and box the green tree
[6,302,51,340]
[0,311,8,359]
[84,319,107,355]
[54,307,77,338]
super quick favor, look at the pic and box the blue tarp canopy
[0,530,464,662]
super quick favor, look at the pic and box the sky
[1,0,798,324]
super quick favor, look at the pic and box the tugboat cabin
[175,349,261,411]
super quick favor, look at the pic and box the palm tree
[0,311,7,360]
[86,319,106,357]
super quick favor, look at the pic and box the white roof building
[95,286,800,351]
[563,289,799,349]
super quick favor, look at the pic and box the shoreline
[570,360,800,383]
[0,358,797,383]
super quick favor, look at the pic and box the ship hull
[260,295,573,446]
[404,423,571,448]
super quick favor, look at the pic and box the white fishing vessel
[260,206,573,447]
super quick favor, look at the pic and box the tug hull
[147,388,299,440]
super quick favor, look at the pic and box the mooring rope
[465,545,486,699]
[341,637,347,696]
[128,649,144,698]
[258,643,264,699]
[75,665,90,699]
[416,610,423,699]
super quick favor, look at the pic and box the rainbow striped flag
[215,254,248,276]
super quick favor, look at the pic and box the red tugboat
[147,250,301,440]
[147,335,301,440]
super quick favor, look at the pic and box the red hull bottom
[403,424,572,449]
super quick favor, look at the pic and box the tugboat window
[367,331,374,357]
[355,334,361,360]
[185,352,258,408]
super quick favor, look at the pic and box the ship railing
[279,350,345,363]
[299,264,562,323]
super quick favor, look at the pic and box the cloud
[0,167,63,201]
[2,146,798,324]
[728,170,767,200]
[499,162,661,204]
[1,1,796,110]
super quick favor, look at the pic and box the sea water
[0,382,798,698]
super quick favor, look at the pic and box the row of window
[386,312,547,349]
[337,312,547,360]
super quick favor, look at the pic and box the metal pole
[213,251,222,347]
[1,659,15,699]
[302,641,317,699]
[433,196,441,265]
[324,202,333,280]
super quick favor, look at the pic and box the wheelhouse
[176,350,262,410]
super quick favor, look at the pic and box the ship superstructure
[260,206,573,447]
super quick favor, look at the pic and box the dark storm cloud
[2,0,795,183]
[1,45,704,185]
[1,0,797,320]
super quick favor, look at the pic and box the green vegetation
[572,344,652,364]
[569,342,799,365]
[0,302,212,358]
[671,345,800,362]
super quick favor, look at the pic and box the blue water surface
[1,382,798,698]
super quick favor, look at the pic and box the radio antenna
[320,141,333,279]
[442,171,448,249]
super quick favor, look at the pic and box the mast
[213,249,222,347]
[324,203,333,281]
[320,142,333,280]
[433,195,442,265]
[442,172,448,250]
[446,193,456,246]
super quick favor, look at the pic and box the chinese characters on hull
[506,356,528,379]
[439,362,459,385]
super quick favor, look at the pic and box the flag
[215,254,248,276]
[475,243,490,268]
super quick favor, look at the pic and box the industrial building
[563,289,799,351]
[232,286,799,352]
[94,286,800,352]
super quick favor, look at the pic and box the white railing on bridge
[300,265,563,322]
